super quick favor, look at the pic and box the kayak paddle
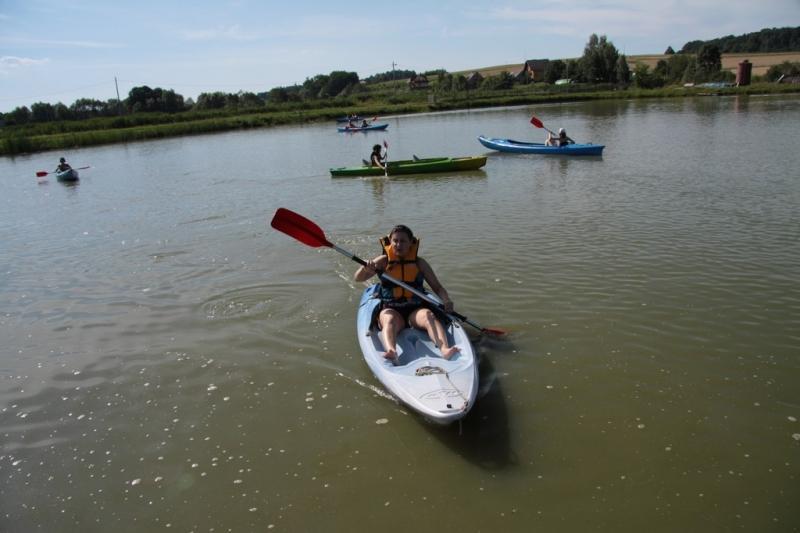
[269,207,507,337]
[529,115,557,136]
[36,166,91,177]
[383,139,389,177]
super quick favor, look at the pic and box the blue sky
[1,0,798,112]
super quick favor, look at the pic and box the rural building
[466,72,484,89]
[516,59,550,82]
[408,74,430,90]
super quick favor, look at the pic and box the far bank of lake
[2,82,799,157]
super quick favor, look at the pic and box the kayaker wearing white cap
[546,127,575,147]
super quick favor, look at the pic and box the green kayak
[330,156,487,177]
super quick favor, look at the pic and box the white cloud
[181,24,261,41]
[1,37,123,49]
[0,56,50,74]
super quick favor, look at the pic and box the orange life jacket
[378,236,424,303]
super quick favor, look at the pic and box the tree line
[681,26,800,54]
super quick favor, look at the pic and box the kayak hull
[478,135,604,155]
[337,123,389,132]
[330,156,487,177]
[56,168,79,181]
[357,284,479,425]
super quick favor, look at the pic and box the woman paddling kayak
[354,224,459,362]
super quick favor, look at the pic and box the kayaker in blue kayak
[55,157,72,172]
[369,144,386,169]
[354,224,459,362]
[546,128,575,147]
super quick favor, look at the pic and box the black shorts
[376,301,445,329]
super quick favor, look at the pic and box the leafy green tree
[615,55,631,85]
[31,102,56,122]
[665,46,675,55]
[580,34,619,82]
[323,71,359,97]
[695,44,721,81]
[195,92,227,109]
[54,102,73,120]
[480,71,514,90]
[765,61,800,81]
[654,59,669,78]
[665,53,692,84]
[544,60,566,84]
[7,106,31,125]
[452,74,467,92]
[565,59,582,81]
[632,64,664,89]
[71,98,108,118]
[304,75,329,98]
[237,92,263,107]
[267,87,289,103]
[437,73,453,93]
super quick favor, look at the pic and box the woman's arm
[417,257,453,313]
[354,255,387,282]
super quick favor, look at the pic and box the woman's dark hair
[390,224,414,240]
[372,144,382,152]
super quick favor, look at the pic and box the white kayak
[356,284,479,425]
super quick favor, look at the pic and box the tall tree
[695,44,722,81]
[31,102,56,122]
[544,60,566,84]
[616,55,631,85]
[580,34,620,83]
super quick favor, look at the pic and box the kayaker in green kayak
[354,224,459,362]
[55,157,72,172]
[370,144,386,169]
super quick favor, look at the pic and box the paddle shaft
[269,207,504,336]
[332,244,486,333]
[37,166,90,177]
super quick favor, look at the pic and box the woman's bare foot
[441,345,460,360]
[383,348,398,361]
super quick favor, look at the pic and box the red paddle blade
[270,208,332,248]
[481,326,509,337]
[36,171,48,177]
[530,116,544,129]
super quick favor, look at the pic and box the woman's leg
[410,308,460,359]
[378,308,405,360]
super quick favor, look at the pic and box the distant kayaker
[369,144,385,169]
[55,157,72,172]
[546,128,575,147]
[354,224,459,362]
[361,119,369,128]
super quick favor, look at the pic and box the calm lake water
[1,96,799,532]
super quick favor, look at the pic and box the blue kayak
[356,284,478,424]
[337,123,389,133]
[478,135,604,155]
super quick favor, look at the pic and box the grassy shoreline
[2,83,799,157]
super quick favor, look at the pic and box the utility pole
[115,76,122,115]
